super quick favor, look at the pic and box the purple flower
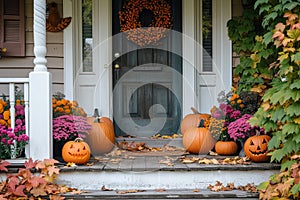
[230,110,241,120]
[227,114,261,142]
[53,114,92,142]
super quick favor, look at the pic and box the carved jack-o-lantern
[62,138,91,164]
[244,135,271,162]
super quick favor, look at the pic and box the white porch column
[29,0,52,160]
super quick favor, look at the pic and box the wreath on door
[119,0,173,46]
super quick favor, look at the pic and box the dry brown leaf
[181,158,196,164]
[85,162,94,166]
[199,158,213,164]
[193,189,199,192]
[49,195,65,200]
[116,189,145,194]
[209,151,218,156]
[101,185,113,191]
[110,158,122,164]
[155,188,166,192]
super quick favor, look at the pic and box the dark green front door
[112,0,182,137]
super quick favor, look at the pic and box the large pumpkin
[183,120,216,154]
[62,138,91,164]
[87,108,113,128]
[244,135,271,162]
[180,107,210,134]
[215,141,238,155]
[86,115,115,155]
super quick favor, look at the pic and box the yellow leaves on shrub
[0,104,3,114]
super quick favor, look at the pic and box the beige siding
[0,0,65,94]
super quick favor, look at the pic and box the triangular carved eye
[83,146,86,150]
[250,141,254,145]
[70,144,74,148]
[262,139,267,144]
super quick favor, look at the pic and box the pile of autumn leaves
[0,159,78,199]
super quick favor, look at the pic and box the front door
[112,0,182,137]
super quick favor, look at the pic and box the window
[82,0,93,72]
[195,0,213,72]
[0,0,25,57]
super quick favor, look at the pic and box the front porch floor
[56,149,280,190]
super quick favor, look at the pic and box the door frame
[64,0,232,118]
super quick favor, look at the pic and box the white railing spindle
[24,83,30,158]
[9,83,16,159]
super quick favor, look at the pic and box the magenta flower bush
[227,114,263,142]
[53,115,92,141]
[0,102,29,159]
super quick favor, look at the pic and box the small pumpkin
[244,134,271,162]
[215,141,238,155]
[62,138,91,164]
[183,119,216,154]
[86,112,115,155]
[180,107,210,134]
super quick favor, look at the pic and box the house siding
[0,0,64,94]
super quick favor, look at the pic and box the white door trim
[64,0,232,119]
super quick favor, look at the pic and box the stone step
[63,189,258,199]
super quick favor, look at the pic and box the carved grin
[249,149,267,156]
[68,152,88,157]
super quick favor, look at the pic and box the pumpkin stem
[191,107,200,114]
[93,108,100,117]
[198,119,205,128]
[74,138,84,142]
[93,117,101,123]
[255,129,261,136]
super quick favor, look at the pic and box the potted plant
[209,91,243,155]
[52,114,92,161]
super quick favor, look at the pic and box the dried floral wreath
[119,0,173,46]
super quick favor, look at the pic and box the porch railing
[0,78,30,162]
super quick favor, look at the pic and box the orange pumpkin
[87,108,114,128]
[244,135,271,162]
[180,107,211,134]
[86,116,115,155]
[215,141,238,155]
[62,138,91,164]
[183,120,216,154]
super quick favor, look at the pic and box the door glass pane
[82,0,93,72]
[202,0,213,72]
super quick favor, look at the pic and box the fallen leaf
[24,158,37,169]
[85,162,94,166]
[155,188,166,192]
[0,161,10,172]
[199,158,213,164]
[101,185,113,191]
[116,189,145,194]
[49,195,65,200]
[193,189,199,192]
[47,166,60,177]
[65,162,77,167]
[209,151,218,156]
[30,185,47,197]
[110,159,122,164]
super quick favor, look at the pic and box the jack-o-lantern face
[244,135,271,162]
[62,138,91,164]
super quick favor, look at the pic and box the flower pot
[53,140,67,162]
[215,141,238,155]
